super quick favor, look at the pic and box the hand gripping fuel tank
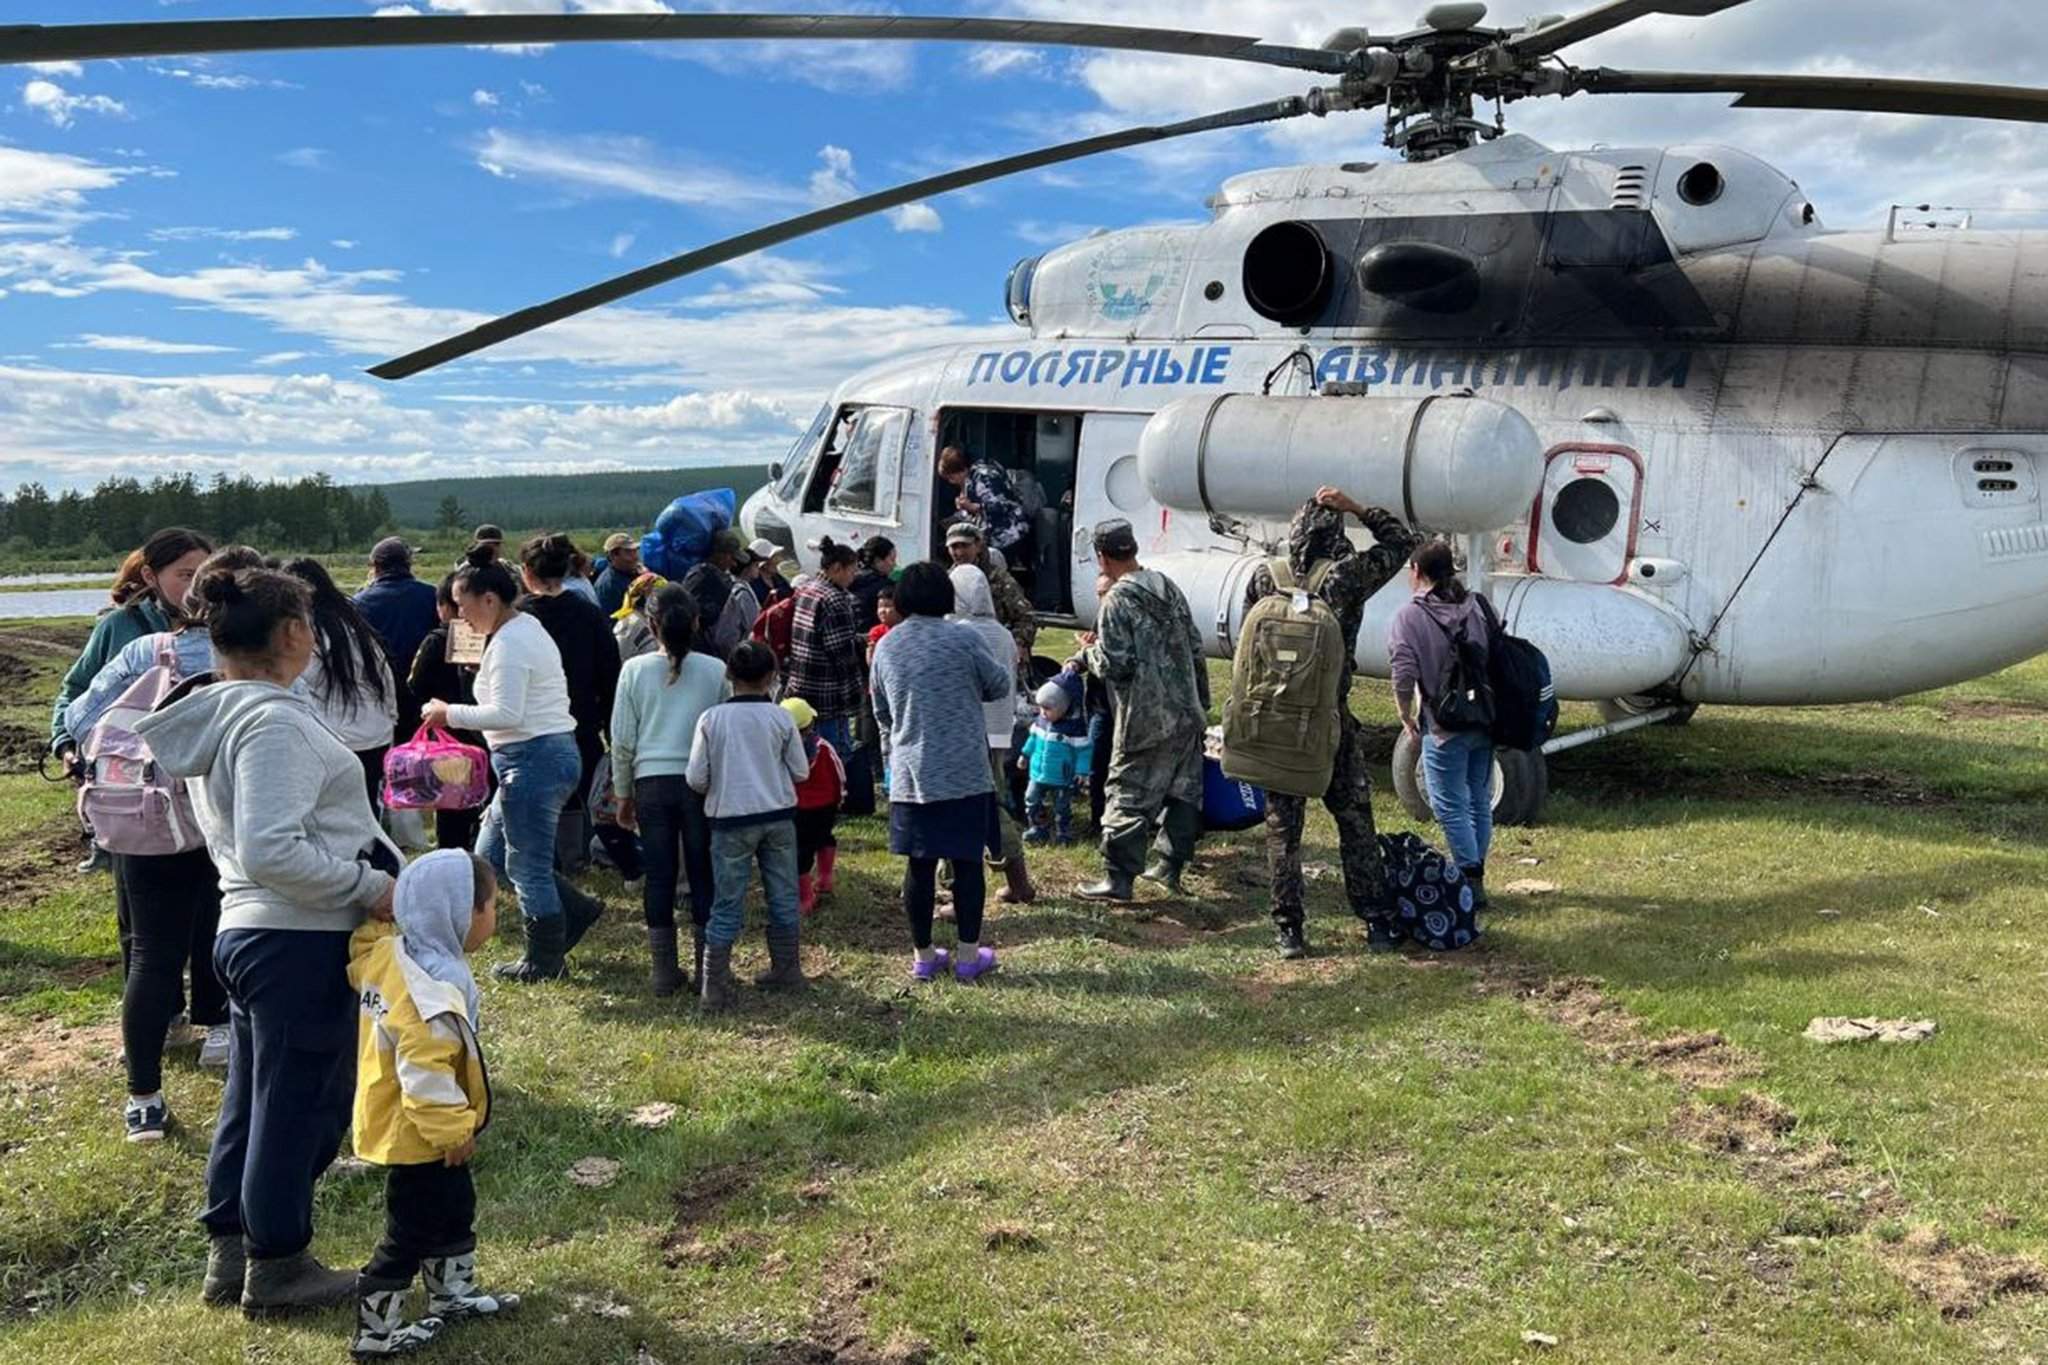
[1136,393,1544,532]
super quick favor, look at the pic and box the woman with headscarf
[612,571,668,662]
[948,563,1034,905]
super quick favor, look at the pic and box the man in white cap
[748,537,793,608]
[594,532,642,617]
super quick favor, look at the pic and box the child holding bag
[347,850,520,1358]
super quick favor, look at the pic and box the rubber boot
[1139,859,1186,895]
[754,925,809,991]
[241,1249,358,1318]
[1462,864,1489,911]
[816,845,837,895]
[997,855,1037,905]
[493,914,567,984]
[700,942,737,1012]
[422,1252,520,1320]
[1076,873,1135,902]
[558,878,604,952]
[646,925,683,997]
[797,872,818,917]
[201,1233,245,1308]
[350,1280,441,1358]
[1274,922,1309,960]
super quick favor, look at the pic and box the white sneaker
[198,1024,230,1069]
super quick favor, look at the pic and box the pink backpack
[78,637,205,857]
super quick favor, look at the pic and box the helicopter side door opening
[935,407,1080,613]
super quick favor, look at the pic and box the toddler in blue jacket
[1020,668,1091,845]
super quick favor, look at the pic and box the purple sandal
[910,949,952,982]
[954,946,998,984]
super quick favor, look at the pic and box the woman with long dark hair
[610,583,727,995]
[869,561,1013,983]
[283,558,398,810]
[1388,540,1497,902]
[137,564,401,1316]
[421,553,598,982]
[847,536,897,633]
[65,545,264,1138]
[52,527,213,758]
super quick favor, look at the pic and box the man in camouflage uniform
[946,521,1036,662]
[1077,521,1210,901]
[1245,487,1419,959]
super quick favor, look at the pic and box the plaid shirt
[784,579,864,720]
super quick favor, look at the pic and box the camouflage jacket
[977,549,1037,656]
[1085,568,1207,752]
[1244,500,1420,702]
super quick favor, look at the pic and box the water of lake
[0,590,111,619]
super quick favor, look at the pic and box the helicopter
[9,1,2048,823]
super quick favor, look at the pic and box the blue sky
[1,0,2043,491]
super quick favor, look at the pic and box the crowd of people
[49,486,1499,1354]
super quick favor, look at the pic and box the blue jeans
[1423,730,1495,869]
[1024,780,1074,834]
[477,732,581,922]
[706,819,799,948]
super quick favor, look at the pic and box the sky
[1,0,2044,493]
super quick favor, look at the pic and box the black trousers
[204,928,355,1258]
[794,807,837,876]
[112,846,227,1094]
[356,746,390,816]
[362,1162,477,1287]
[636,775,712,930]
[904,857,984,948]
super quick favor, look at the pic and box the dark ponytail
[856,536,895,571]
[519,532,576,583]
[453,547,520,608]
[185,546,264,618]
[648,583,698,682]
[817,536,857,572]
[200,567,311,663]
[1410,540,1468,604]
[283,557,391,713]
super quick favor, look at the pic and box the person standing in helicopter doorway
[1245,488,1419,959]
[1074,521,1209,902]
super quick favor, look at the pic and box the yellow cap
[780,697,817,730]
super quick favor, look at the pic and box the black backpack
[1423,606,1494,735]
[1477,597,1558,753]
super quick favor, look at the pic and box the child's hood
[393,850,481,1028]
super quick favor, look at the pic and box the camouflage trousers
[1100,726,1204,879]
[1264,715,1389,930]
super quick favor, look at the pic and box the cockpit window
[775,403,832,502]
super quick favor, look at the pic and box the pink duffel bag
[382,724,491,812]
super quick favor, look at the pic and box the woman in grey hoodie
[137,566,401,1319]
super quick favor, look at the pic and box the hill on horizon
[376,465,769,532]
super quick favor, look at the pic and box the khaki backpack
[1221,558,1344,799]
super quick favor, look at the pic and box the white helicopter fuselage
[744,134,2048,709]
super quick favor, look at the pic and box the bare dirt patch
[1940,699,2048,722]
[761,1231,932,1365]
[1236,953,1356,1006]
[1260,1153,1404,1231]
[0,723,51,775]
[669,1162,760,1230]
[1500,973,1762,1088]
[1880,1224,2048,1319]
[0,1019,120,1088]
[0,812,87,913]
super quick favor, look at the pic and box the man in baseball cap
[944,519,1036,660]
[748,537,794,607]
[595,531,642,616]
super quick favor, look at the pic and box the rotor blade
[368,94,1324,381]
[1575,69,2048,123]
[1509,0,1750,56]
[0,14,1350,75]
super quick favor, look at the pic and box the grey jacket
[1387,590,1494,740]
[137,679,400,934]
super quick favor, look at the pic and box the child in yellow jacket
[347,849,518,1358]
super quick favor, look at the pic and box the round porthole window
[1553,477,1621,545]
[1677,161,1725,206]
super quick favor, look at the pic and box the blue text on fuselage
[963,345,1694,392]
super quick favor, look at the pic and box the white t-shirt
[444,611,576,747]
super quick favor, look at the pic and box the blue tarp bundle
[639,488,738,580]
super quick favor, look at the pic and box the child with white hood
[346,849,519,1357]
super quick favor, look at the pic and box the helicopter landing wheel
[1390,732,1548,828]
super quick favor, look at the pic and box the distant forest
[378,464,766,533]
[0,465,769,567]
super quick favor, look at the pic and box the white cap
[748,537,780,564]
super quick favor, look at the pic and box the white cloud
[26,62,85,79]
[331,239,360,250]
[471,88,501,108]
[0,148,128,215]
[475,127,807,213]
[152,66,296,92]
[22,79,129,129]
[809,145,858,205]
[608,232,636,259]
[967,46,1047,78]
[254,351,313,366]
[61,334,239,356]
[886,202,942,233]
[150,226,299,244]
[1012,219,1102,247]
[276,147,329,170]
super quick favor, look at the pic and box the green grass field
[2,617,2046,1363]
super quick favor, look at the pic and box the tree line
[0,475,393,561]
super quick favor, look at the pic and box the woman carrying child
[347,849,519,1357]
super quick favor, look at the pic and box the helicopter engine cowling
[1137,393,1544,531]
